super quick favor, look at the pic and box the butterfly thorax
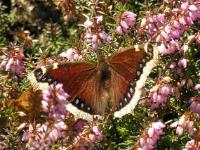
[97,55,111,89]
[95,54,112,113]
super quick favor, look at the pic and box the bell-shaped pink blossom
[194,84,200,90]
[170,114,196,137]
[60,48,82,61]
[181,2,189,10]
[160,85,172,96]
[184,139,200,150]
[117,11,137,35]
[42,83,69,120]
[189,97,200,115]
[176,126,184,136]
[0,47,25,78]
[84,19,93,28]
[92,125,103,141]
[137,121,165,150]
[178,58,187,68]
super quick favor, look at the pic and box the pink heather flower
[194,84,200,90]
[157,95,167,105]
[92,125,103,141]
[0,47,25,78]
[74,119,88,132]
[116,26,124,35]
[170,62,176,69]
[59,48,82,61]
[83,17,112,51]
[99,31,112,43]
[96,16,103,24]
[17,123,26,131]
[161,30,171,41]
[181,2,189,10]
[157,43,167,55]
[170,114,196,136]
[176,68,184,77]
[18,111,27,117]
[89,134,96,142]
[42,83,69,120]
[189,97,200,115]
[170,121,178,128]
[54,121,67,130]
[189,5,198,12]
[141,14,165,38]
[160,85,172,96]
[140,18,146,27]
[22,122,66,149]
[178,58,187,68]
[84,31,111,51]
[84,19,93,28]
[182,44,189,53]
[158,40,180,56]
[150,84,172,108]
[137,121,165,150]
[144,1,200,56]
[176,126,184,136]
[183,139,200,150]
[120,11,136,26]
[117,11,137,35]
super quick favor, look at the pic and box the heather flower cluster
[71,122,103,149]
[141,1,200,56]
[83,16,111,51]
[150,85,173,109]
[21,84,69,149]
[0,47,25,78]
[41,83,69,120]
[22,122,67,149]
[136,121,165,150]
[183,139,200,150]
[89,125,103,142]
[117,11,137,35]
[170,58,187,77]
[170,113,197,136]
[141,13,165,38]
[189,96,200,116]
[59,48,82,61]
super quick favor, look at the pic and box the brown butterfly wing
[6,87,42,118]
[40,62,109,114]
[108,46,146,110]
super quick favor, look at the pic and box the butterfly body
[30,43,158,120]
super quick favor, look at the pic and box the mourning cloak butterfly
[29,43,158,120]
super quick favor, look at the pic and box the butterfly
[6,87,42,118]
[29,43,158,120]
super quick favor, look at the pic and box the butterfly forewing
[108,47,145,80]
[43,62,109,114]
